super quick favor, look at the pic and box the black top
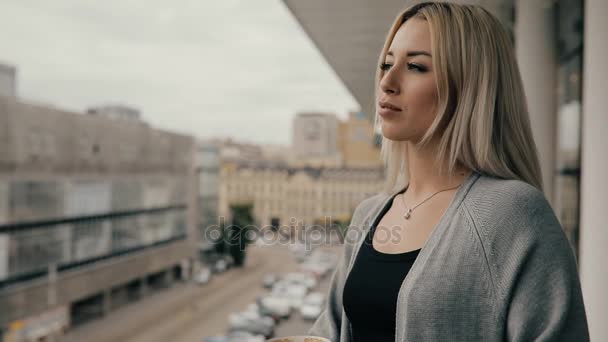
[343,189,421,342]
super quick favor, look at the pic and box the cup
[266,336,331,342]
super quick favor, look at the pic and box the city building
[0,63,16,98]
[219,163,384,230]
[196,141,221,252]
[338,111,382,168]
[282,0,607,339]
[0,94,197,341]
[291,112,341,167]
[86,104,142,123]
[212,137,265,166]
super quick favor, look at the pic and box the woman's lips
[378,101,402,118]
[378,106,402,118]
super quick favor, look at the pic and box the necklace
[400,182,464,220]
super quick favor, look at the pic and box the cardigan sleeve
[308,252,347,341]
[504,234,589,342]
[481,183,590,341]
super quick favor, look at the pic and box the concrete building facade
[86,104,142,123]
[0,95,198,341]
[0,63,16,98]
[292,112,340,162]
[196,141,221,251]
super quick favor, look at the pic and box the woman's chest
[373,197,451,254]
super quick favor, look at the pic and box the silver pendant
[404,208,412,220]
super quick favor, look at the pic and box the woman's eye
[380,62,427,73]
[379,63,392,71]
[407,63,427,72]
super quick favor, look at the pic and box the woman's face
[377,18,438,143]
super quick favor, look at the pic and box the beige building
[219,163,384,230]
[290,111,382,168]
[338,111,382,168]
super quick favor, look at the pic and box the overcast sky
[0,0,359,145]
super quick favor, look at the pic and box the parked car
[208,254,235,274]
[258,295,292,320]
[289,243,312,262]
[226,331,265,342]
[262,273,278,289]
[194,267,212,285]
[282,272,317,290]
[204,331,264,342]
[271,283,308,310]
[303,292,324,305]
[300,292,325,320]
[228,312,275,338]
[300,303,323,321]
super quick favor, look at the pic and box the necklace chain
[400,183,463,220]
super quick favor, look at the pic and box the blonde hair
[375,1,543,193]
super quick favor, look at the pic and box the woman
[309,2,589,342]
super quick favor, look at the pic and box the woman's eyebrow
[387,50,432,57]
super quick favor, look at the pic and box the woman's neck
[405,141,471,199]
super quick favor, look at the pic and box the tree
[227,203,255,267]
[213,220,227,254]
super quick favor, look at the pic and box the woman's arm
[504,235,589,341]
[481,183,590,341]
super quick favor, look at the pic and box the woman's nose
[380,72,399,95]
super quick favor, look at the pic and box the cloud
[0,0,358,144]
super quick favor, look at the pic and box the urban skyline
[0,0,359,145]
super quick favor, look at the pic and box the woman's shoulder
[464,173,550,222]
[462,173,569,254]
[467,173,543,203]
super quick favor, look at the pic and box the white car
[300,302,323,320]
[227,331,265,342]
[303,292,325,305]
[228,312,274,338]
[282,272,317,290]
[271,283,308,310]
[259,295,292,319]
[300,292,325,320]
[215,259,228,273]
[194,268,212,285]
[262,273,278,289]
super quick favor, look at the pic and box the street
[63,244,338,342]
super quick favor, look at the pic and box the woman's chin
[380,124,408,141]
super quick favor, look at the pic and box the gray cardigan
[309,171,589,341]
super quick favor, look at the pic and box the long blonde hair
[375,1,543,193]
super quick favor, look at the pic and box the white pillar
[579,0,608,340]
[515,0,557,205]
